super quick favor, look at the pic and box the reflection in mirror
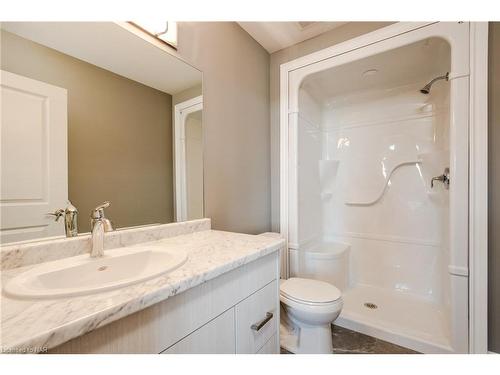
[0,22,203,244]
[174,95,204,222]
[185,110,204,221]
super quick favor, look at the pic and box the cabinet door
[162,308,235,354]
[257,334,278,354]
[235,280,278,353]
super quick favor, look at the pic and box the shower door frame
[279,22,488,353]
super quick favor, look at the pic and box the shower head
[420,72,450,94]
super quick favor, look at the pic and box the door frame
[174,95,203,222]
[278,22,488,353]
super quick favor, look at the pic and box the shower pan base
[335,285,453,353]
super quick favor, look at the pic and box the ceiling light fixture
[129,21,178,49]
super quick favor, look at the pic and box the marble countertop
[0,230,284,353]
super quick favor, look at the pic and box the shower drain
[364,302,378,310]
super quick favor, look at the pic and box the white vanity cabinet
[50,252,280,354]
[163,280,278,354]
[235,279,278,353]
[162,308,236,354]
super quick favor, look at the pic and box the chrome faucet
[90,201,114,258]
[48,201,79,237]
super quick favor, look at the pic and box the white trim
[279,22,489,353]
[279,22,437,75]
[280,51,291,280]
[468,22,489,354]
[174,95,203,222]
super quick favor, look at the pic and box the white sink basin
[3,245,188,299]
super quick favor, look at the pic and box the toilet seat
[280,277,341,306]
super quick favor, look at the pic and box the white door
[174,95,203,222]
[1,70,68,243]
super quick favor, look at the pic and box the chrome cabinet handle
[250,312,273,331]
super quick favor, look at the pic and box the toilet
[258,233,348,354]
[280,277,342,354]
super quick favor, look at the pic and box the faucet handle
[91,201,110,219]
[430,167,450,189]
[48,209,65,222]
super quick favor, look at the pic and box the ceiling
[301,37,451,105]
[238,22,347,53]
[1,22,202,95]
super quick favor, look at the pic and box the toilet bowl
[280,277,343,354]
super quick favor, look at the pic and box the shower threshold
[335,285,453,353]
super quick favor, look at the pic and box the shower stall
[279,22,488,353]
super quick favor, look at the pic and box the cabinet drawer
[235,280,278,353]
[162,308,235,354]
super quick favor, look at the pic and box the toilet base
[280,320,299,353]
[280,305,334,354]
[297,323,333,354]
[280,322,333,354]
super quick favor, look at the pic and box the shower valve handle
[431,167,450,189]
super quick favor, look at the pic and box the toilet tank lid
[280,277,341,304]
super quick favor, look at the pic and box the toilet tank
[289,241,350,291]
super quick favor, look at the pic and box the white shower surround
[279,22,488,353]
[297,79,452,353]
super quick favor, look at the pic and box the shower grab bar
[345,160,422,206]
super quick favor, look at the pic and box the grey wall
[269,22,394,231]
[175,22,271,234]
[488,21,500,353]
[1,30,174,232]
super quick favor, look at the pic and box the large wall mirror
[0,22,204,244]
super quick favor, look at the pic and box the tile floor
[280,325,419,354]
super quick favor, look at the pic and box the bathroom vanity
[0,219,284,354]
[0,22,285,355]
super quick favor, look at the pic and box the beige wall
[173,84,202,106]
[1,30,174,232]
[185,111,204,220]
[175,22,271,234]
[269,22,394,231]
[488,22,500,353]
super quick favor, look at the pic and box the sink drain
[364,302,378,309]
[97,266,108,271]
